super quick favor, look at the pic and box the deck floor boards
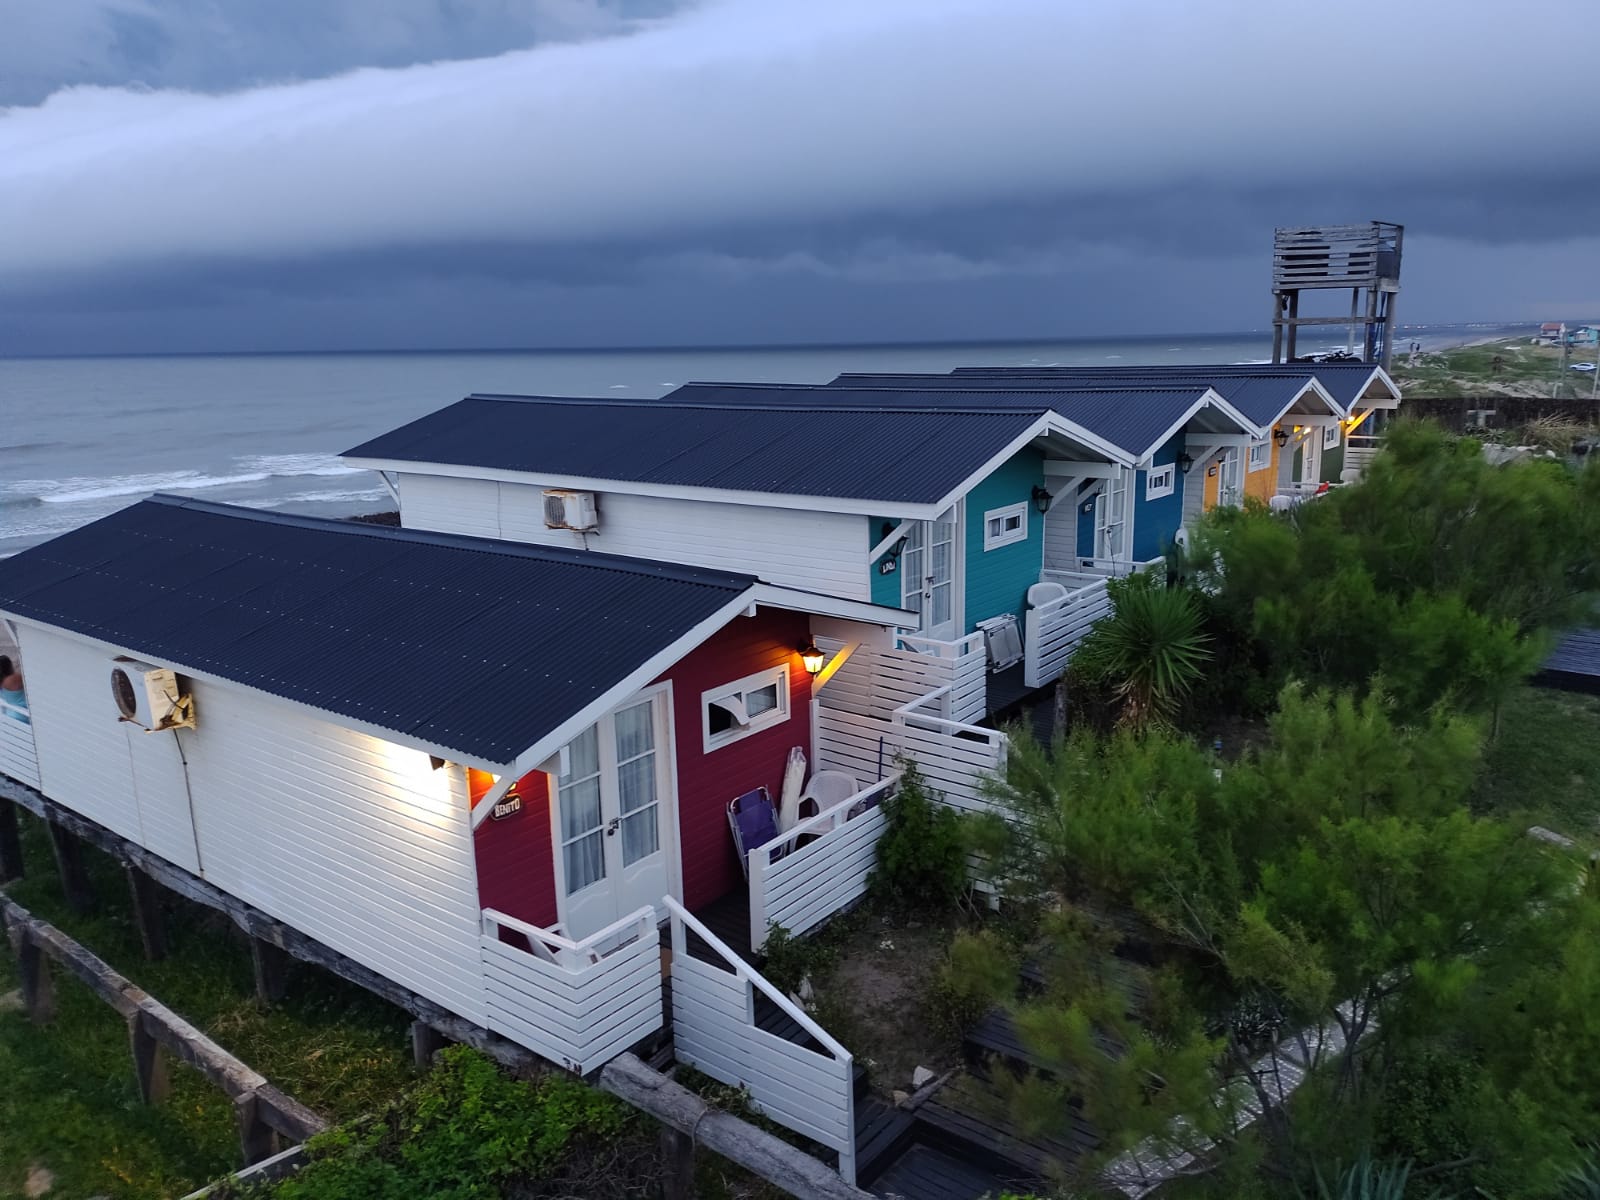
[871,1142,1025,1200]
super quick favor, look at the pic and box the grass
[1473,684,1600,843]
[0,807,415,1199]
[1391,336,1599,400]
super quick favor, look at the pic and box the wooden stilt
[128,1014,171,1104]
[46,821,94,913]
[410,1019,450,1072]
[125,865,168,962]
[234,1093,277,1166]
[660,1124,697,1200]
[17,932,54,1023]
[250,937,290,1006]
[0,799,22,883]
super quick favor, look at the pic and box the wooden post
[410,1019,449,1071]
[660,1124,697,1200]
[0,799,22,883]
[46,821,94,913]
[250,937,290,1006]
[234,1092,277,1166]
[124,865,168,962]
[16,931,54,1023]
[129,1014,171,1104]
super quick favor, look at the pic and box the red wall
[470,607,814,926]
[471,768,557,932]
[656,609,814,913]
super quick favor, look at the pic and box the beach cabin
[0,495,1009,1175]
[342,392,1143,719]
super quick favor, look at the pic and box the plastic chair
[728,787,784,877]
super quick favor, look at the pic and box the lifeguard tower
[1270,221,1403,368]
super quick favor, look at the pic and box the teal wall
[1132,431,1186,561]
[963,447,1046,634]
[869,516,905,609]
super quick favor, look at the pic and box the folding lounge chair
[728,787,785,878]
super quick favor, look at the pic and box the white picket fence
[818,633,986,726]
[479,906,663,1075]
[748,775,897,952]
[665,897,857,1185]
[0,701,38,790]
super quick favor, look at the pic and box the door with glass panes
[901,515,957,641]
[552,691,673,940]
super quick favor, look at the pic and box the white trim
[981,502,1029,551]
[1133,388,1264,461]
[1144,463,1176,500]
[1323,422,1341,450]
[1259,378,1347,425]
[748,583,912,627]
[867,519,914,564]
[1247,439,1272,473]
[702,665,791,753]
[1042,460,1123,480]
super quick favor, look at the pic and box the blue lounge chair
[728,787,785,877]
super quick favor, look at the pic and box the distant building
[1540,321,1566,344]
[1567,325,1599,346]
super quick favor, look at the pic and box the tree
[1071,572,1213,730]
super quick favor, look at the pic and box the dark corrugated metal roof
[0,496,755,765]
[946,361,1389,409]
[662,381,1214,459]
[344,394,1045,506]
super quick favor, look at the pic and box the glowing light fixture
[1273,427,1290,447]
[799,640,826,677]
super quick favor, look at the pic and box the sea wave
[254,487,388,509]
[235,452,365,478]
[33,470,273,504]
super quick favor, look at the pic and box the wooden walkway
[1537,627,1600,695]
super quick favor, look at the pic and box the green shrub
[241,1047,630,1200]
[871,758,970,912]
[1073,572,1212,730]
[928,928,1017,1042]
[760,922,832,996]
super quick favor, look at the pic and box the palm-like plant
[1074,575,1212,730]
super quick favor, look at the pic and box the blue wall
[963,447,1046,634]
[1132,432,1186,561]
[868,516,905,609]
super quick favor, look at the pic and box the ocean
[0,326,1490,558]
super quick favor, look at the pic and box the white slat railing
[0,699,39,790]
[893,632,987,723]
[479,906,663,1075]
[892,689,1006,815]
[1024,577,1112,689]
[665,897,857,1185]
[749,774,898,952]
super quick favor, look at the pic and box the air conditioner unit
[542,489,599,531]
[111,660,194,731]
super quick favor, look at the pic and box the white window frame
[1247,438,1272,473]
[1323,422,1341,450]
[982,502,1029,551]
[702,665,790,753]
[1144,463,1176,500]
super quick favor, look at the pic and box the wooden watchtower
[1270,221,1403,369]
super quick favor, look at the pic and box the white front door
[1094,466,1131,561]
[553,693,673,940]
[902,515,958,641]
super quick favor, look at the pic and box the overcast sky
[3,0,1598,355]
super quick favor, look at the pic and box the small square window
[1323,423,1341,450]
[703,666,790,752]
[982,502,1028,551]
[1247,439,1271,472]
[1145,463,1176,500]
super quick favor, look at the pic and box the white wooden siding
[816,634,986,726]
[128,728,200,875]
[1042,504,1078,572]
[0,706,39,790]
[19,626,150,845]
[398,473,870,601]
[179,686,488,1023]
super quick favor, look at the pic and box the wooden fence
[818,634,986,726]
[479,906,663,1075]
[665,898,857,1186]
[0,894,326,1166]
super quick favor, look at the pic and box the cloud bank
[4,0,1598,292]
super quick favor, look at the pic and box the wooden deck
[1537,627,1600,695]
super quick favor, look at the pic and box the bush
[1073,572,1212,730]
[760,922,832,996]
[928,928,1017,1041]
[871,758,970,912]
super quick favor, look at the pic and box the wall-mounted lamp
[1031,484,1054,514]
[429,755,447,772]
[799,640,826,677]
[1176,452,1194,475]
[1272,427,1290,448]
